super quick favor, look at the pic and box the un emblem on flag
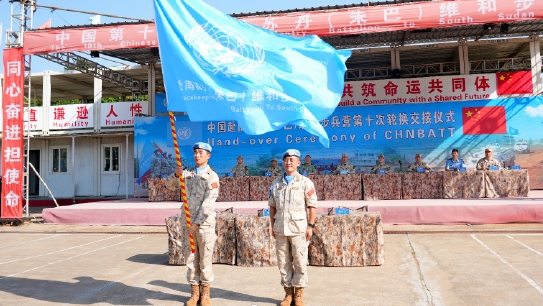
[178,127,192,140]
[186,23,265,76]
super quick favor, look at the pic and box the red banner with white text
[22,0,543,54]
[1,48,25,219]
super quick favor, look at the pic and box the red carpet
[41,191,543,226]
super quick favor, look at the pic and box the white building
[0,65,155,200]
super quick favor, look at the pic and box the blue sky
[0,0,368,72]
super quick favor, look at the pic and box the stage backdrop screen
[134,96,543,195]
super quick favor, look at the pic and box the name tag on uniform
[489,166,499,170]
[377,169,387,174]
[417,167,425,173]
[458,167,466,172]
[339,170,348,175]
[265,172,272,177]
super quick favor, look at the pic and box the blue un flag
[153,0,351,147]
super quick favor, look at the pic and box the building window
[103,144,121,173]
[52,147,68,173]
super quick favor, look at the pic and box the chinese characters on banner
[339,74,498,107]
[22,0,542,54]
[1,48,25,219]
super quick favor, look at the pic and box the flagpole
[169,112,195,253]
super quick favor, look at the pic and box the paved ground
[1,211,543,305]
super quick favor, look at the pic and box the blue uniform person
[445,149,464,171]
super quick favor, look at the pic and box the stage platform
[40,190,543,226]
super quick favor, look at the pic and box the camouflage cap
[271,158,277,162]
[415,153,422,158]
[192,142,212,152]
[342,153,348,158]
[485,148,492,152]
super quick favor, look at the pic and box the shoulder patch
[211,182,219,189]
[307,188,315,197]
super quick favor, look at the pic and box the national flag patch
[211,182,219,189]
[307,188,315,197]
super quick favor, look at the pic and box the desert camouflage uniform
[165,166,220,285]
[231,164,249,177]
[299,163,317,174]
[476,157,501,170]
[370,163,392,174]
[267,166,283,176]
[269,173,317,288]
[333,162,356,174]
[150,154,161,178]
[407,162,432,172]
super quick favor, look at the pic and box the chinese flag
[496,71,533,95]
[462,106,506,135]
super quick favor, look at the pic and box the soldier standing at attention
[299,155,317,174]
[230,155,249,176]
[476,148,501,170]
[165,142,219,306]
[370,154,392,174]
[407,153,432,172]
[333,152,356,174]
[269,149,317,306]
[267,158,283,176]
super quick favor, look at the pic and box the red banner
[23,0,543,54]
[1,48,25,219]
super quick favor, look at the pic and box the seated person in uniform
[370,154,391,174]
[230,155,249,176]
[407,153,432,172]
[445,148,464,171]
[266,158,283,176]
[333,153,356,174]
[476,148,501,170]
[299,155,317,174]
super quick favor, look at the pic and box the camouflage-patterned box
[308,211,384,266]
[322,174,362,200]
[401,172,443,199]
[443,170,485,198]
[248,176,277,201]
[148,178,180,202]
[484,169,530,198]
[306,174,326,201]
[165,211,236,266]
[361,173,402,200]
[217,176,250,202]
[235,214,277,267]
